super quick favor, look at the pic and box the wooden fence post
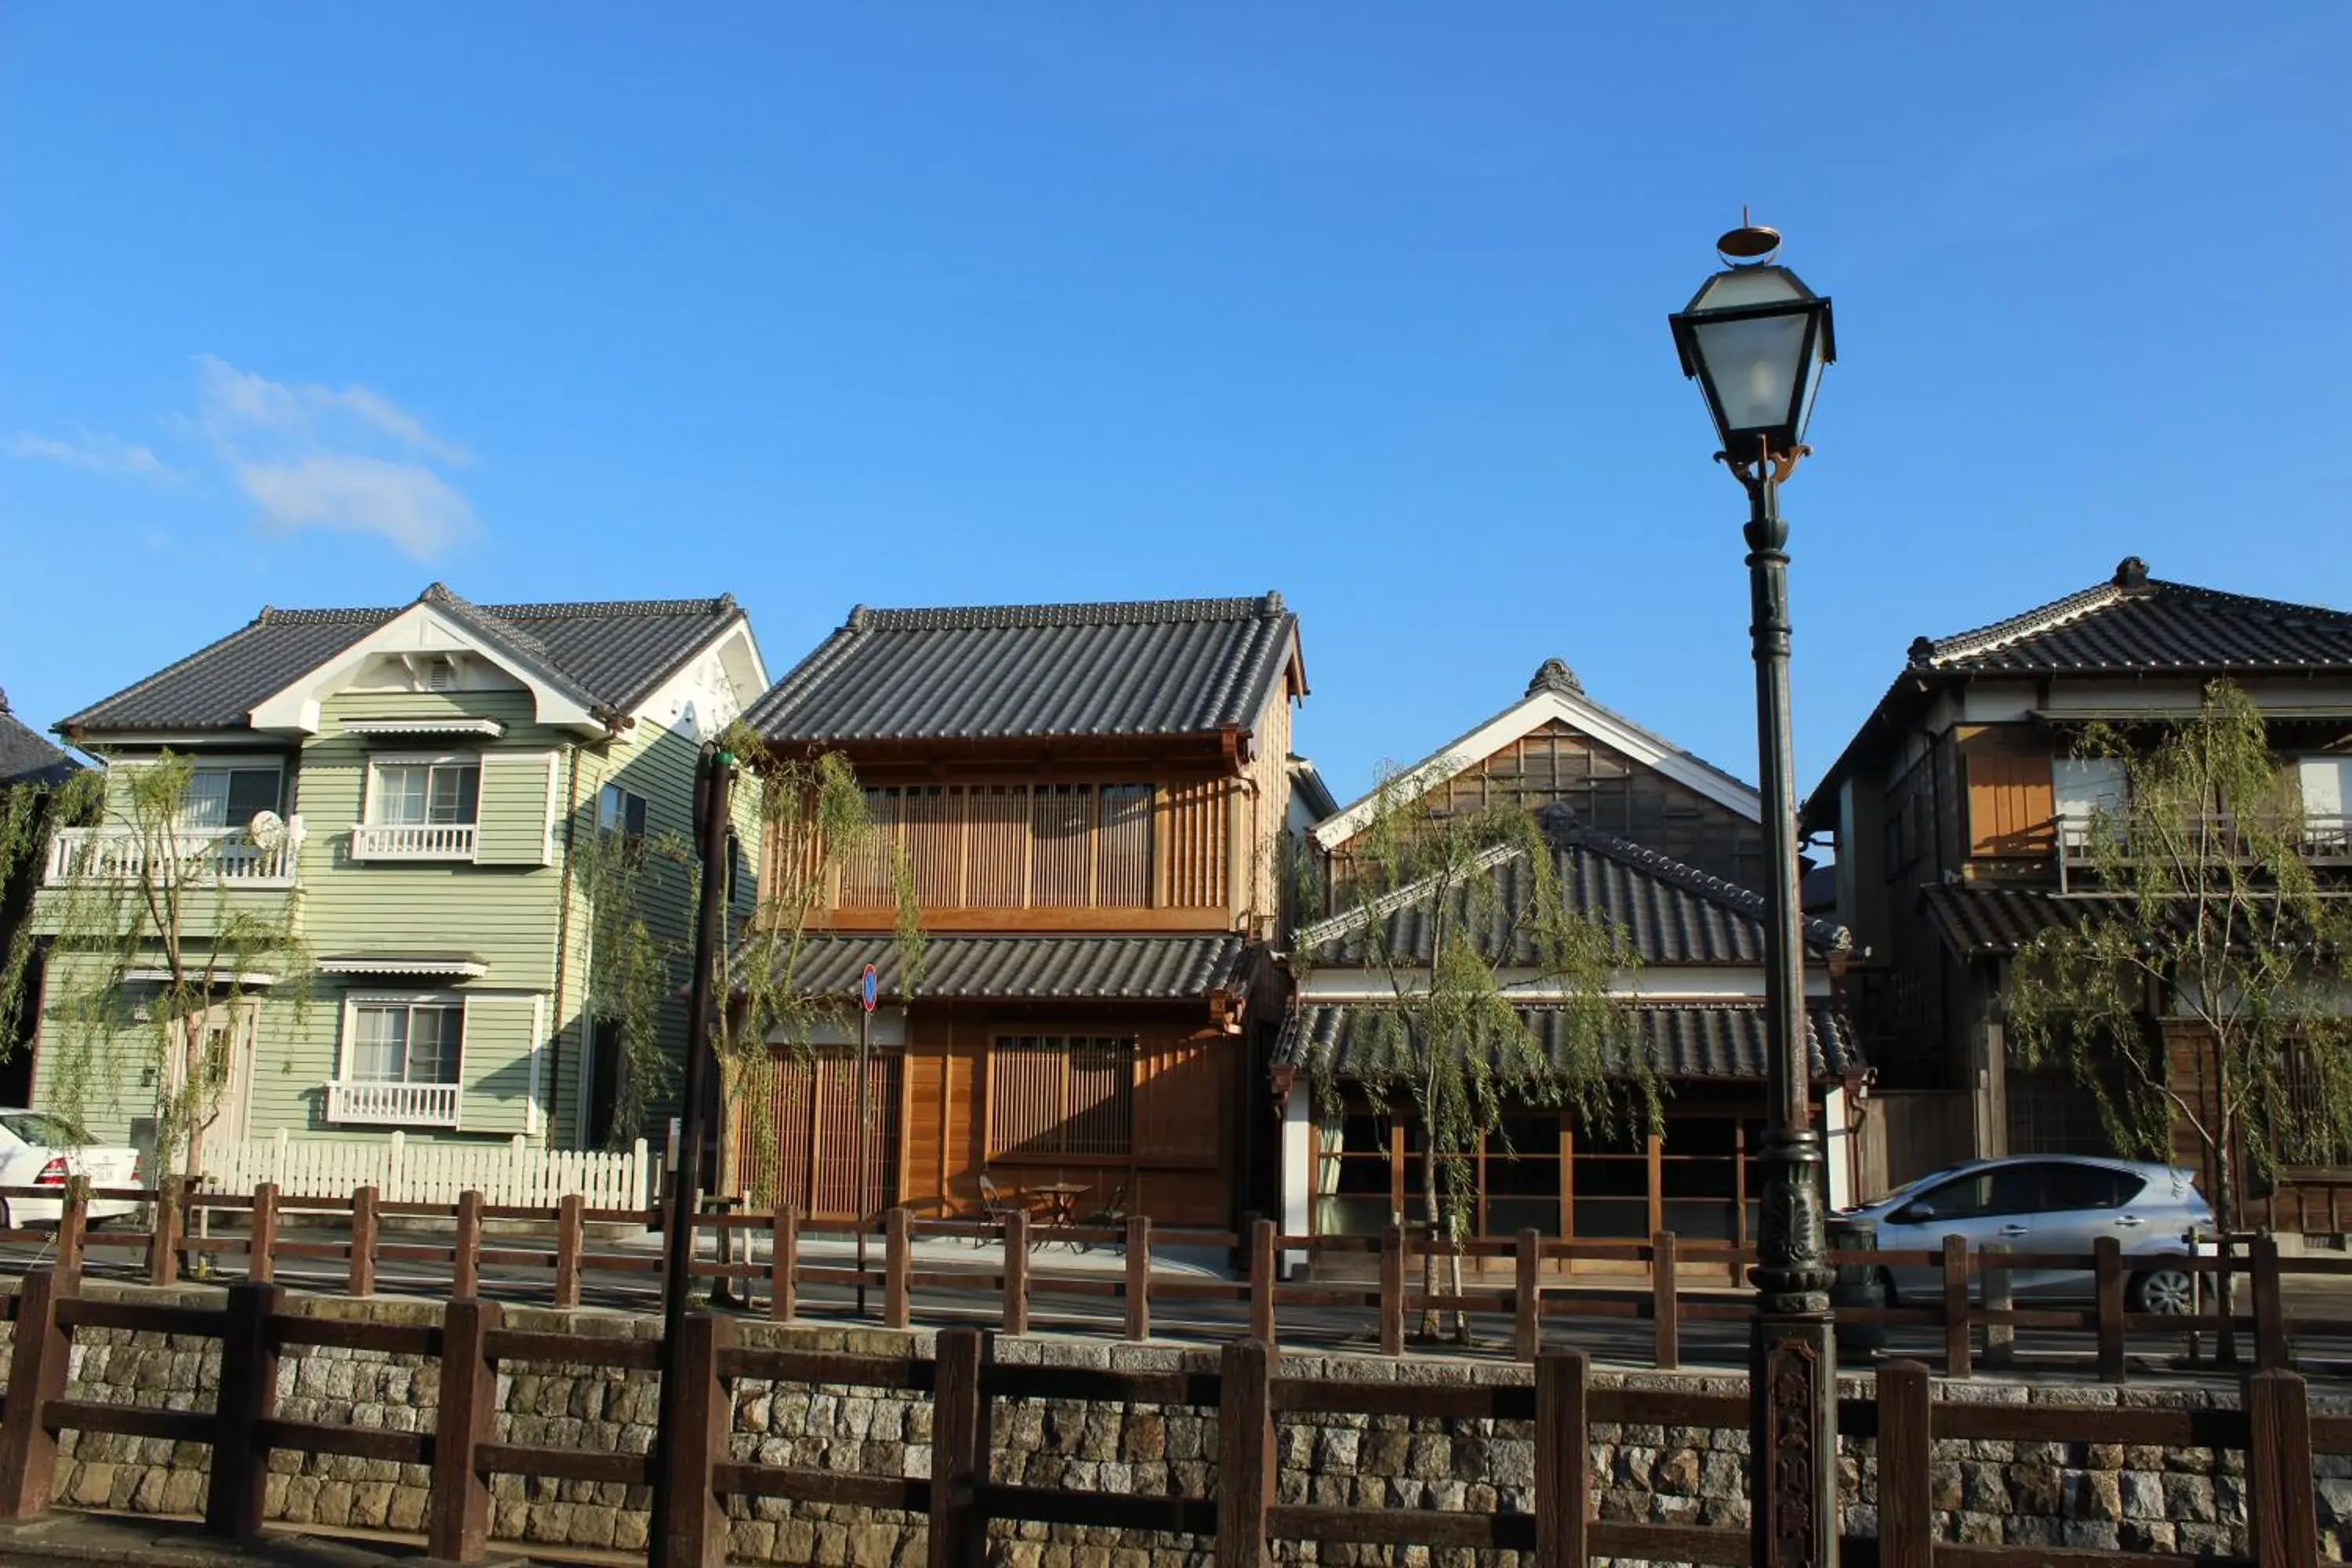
[205,1279,284,1538]
[771,1206,798,1324]
[1126,1215,1152,1343]
[2095,1235,2125,1384]
[2246,1368,2319,1568]
[1215,1338,1275,1568]
[248,1181,278,1283]
[554,1193,584,1310]
[1380,1225,1405,1358]
[1878,1359,1933,1568]
[0,1267,74,1519]
[660,1311,735,1568]
[453,1189,484,1299]
[885,1206,911,1330]
[1942,1234,1971,1379]
[1980,1243,2014,1372]
[1248,1218,1276,1345]
[1651,1230,1679,1371]
[149,1179,183,1288]
[56,1178,87,1276]
[1534,1348,1588,1568]
[349,1185,378,1298]
[2253,1233,2287,1371]
[1002,1210,1028,1336]
[427,1297,503,1563]
[929,1327,985,1568]
[1515,1228,1541,1362]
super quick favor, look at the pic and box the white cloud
[236,454,477,561]
[192,355,480,558]
[4,424,183,481]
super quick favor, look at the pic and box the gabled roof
[744,594,1303,747]
[1276,1000,1860,1083]
[1311,659,1759,851]
[736,932,1249,1003]
[1297,804,1849,968]
[0,691,77,788]
[59,586,748,736]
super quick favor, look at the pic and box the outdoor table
[1030,1182,1090,1248]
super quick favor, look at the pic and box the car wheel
[2131,1265,2195,1315]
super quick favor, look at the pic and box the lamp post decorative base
[1752,1311,1840,1568]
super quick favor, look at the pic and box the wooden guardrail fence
[2,1181,2339,1381]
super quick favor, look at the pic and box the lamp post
[1668,216,1838,1568]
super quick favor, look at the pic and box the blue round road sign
[860,963,879,1012]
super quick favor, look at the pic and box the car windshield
[1881,1166,1962,1201]
[0,1112,93,1148]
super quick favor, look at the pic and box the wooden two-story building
[1804,557,2352,1207]
[737,594,1307,1231]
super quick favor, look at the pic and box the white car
[0,1110,143,1228]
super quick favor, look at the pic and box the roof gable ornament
[1526,658,1583,698]
[2114,555,2151,591]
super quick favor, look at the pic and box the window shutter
[475,750,557,866]
[1965,753,2055,858]
[461,993,546,1136]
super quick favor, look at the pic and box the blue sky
[5,6,2348,809]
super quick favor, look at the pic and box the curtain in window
[375,766,430,826]
[350,1004,463,1084]
[353,1007,408,1080]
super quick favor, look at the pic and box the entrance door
[735,1051,902,1221]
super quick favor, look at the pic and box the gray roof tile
[60,589,744,734]
[745,594,1301,745]
[0,693,77,788]
[1277,1000,1860,1082]
[740,932,1249,1002]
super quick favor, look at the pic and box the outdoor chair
[975,1172,1019,1247]
[1080,1179,1131,1252]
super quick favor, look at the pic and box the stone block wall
[1,1286,2339,1566]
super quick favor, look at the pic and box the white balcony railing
[349,822,478,862]
[45,826,298,889]
[2056,813,2352,891]
[325,1080,462,1128]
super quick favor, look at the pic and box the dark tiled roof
[1915,884,2310,960]
[1297,806,1849,967]
[60,587,744,734]
[745,594,1301,745]
[0,694,77,788]
[741,933,1248,1002]
[1914,557,2352,676]
[1276,1001,1860,1082]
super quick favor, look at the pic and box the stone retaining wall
[2,1287,2341,1566]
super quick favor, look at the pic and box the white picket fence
[202,1130,655,1210]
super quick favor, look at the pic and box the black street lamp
[1668,215,1839,1568]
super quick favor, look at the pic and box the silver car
[1834,1154,2211,1314]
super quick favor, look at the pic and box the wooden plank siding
[1958,731,2056,861]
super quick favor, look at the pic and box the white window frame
[362,751,484,828]
[338,991,467,1087]
[597,782,649,839]
[2053,757,2129,824]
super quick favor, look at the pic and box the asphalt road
[9,1223,2343,1387]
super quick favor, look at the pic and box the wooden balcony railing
[43,826,298,889]
[323,1080,462,1128]
[2056,812,2352,891]
[349,821,478,862]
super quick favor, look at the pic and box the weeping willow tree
[2,753,309,1203]
[1298,768,1652,1340]
[2008,681,2352,1316]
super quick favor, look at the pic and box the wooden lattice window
[989,1036,1135,1158]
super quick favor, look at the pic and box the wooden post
[427,1297,502,1562]
[1248,1218,1276,1345]
[659,1311,735,1568]
[453,1189,484,1299]
[1002,1209,1028,1337]
[1534,1348,1588,1568]
[149,1179,183,1288]
[554,1193,584,1311]
[1877,1359,1933,1568]
[205,1279,284,1538]
[0,1268,74,1519]
[1125,1215,1152,1343]
[771,1206,798,1324]
[1651,1230,1679,1371]
[1980,1243,2014,1372]
[56,1178,87,1276]
[2246,1368,2319,1568]
[1515,1228,1541,1362]
[885,1205,910,1330]
[2095,1235,2125,1384]
[1380,1225,1405,1358]
[247,1181,278,1283]
[2253,1232,2287,1371]
[349,1185,378,1298]
[929,1327,985,1568]
[1942,1234,1971,1379]
[1215,1339,1275,1568]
